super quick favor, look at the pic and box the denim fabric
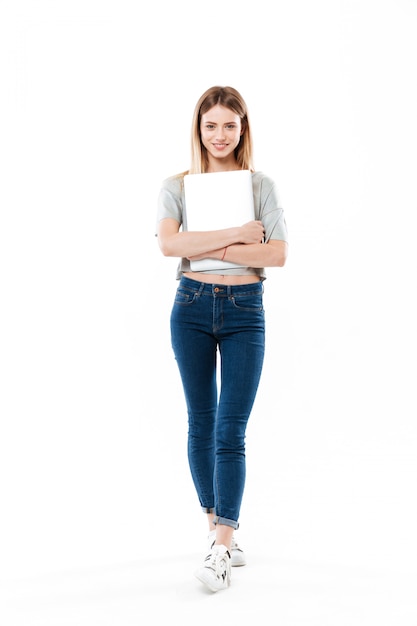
[170,276,265,529]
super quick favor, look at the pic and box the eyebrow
[203,120,237,125]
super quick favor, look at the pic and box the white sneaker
[195,544,231,592]
[208,530,247,567]
[230,535,247,567]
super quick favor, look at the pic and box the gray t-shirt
[156,170,288,280]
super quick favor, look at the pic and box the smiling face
[200,104,244,171]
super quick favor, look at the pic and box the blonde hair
[189,86,254,174]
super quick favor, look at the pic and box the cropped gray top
[156,170,288,280]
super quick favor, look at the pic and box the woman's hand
[238,220,265,244]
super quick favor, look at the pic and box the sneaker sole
[231,554,246,567]
[194,569,230,592]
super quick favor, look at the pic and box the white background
[1,0,417,623]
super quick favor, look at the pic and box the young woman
[156,86,288,592]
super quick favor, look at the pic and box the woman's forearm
[158,218,265,259]
[160,227,242,258]
[191,240,288,268]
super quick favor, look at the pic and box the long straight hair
[189,86,254,174]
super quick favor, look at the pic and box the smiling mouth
[213,143,228,149]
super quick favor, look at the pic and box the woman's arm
[157,217,265,259]
[189,239,288,268]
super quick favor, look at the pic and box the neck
[206,154,239,173]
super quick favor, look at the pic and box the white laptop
[184,170,255,271]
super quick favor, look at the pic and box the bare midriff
[183,272,260,285]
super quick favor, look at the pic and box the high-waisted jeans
[170,276,265,529]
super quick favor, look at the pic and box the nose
[215,127,226,140]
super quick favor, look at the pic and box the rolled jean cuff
[213,515,239,530]
[201,506,215,514]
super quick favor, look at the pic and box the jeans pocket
[230,294,264,312]
[174,287,197,306]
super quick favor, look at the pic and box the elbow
[277,249,288,267]
[271,241,288,267]
[158,239,175,257]
[159,245,171,257]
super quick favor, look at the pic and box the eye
[205,124,215,130]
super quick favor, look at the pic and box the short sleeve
[253,173,288,243]
[156,175,184,226]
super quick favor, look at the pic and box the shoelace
[205,550,229,579]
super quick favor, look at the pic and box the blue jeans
[170,276,265,529]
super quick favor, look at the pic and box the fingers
[254,220,265,241]
[239,220,265,244]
